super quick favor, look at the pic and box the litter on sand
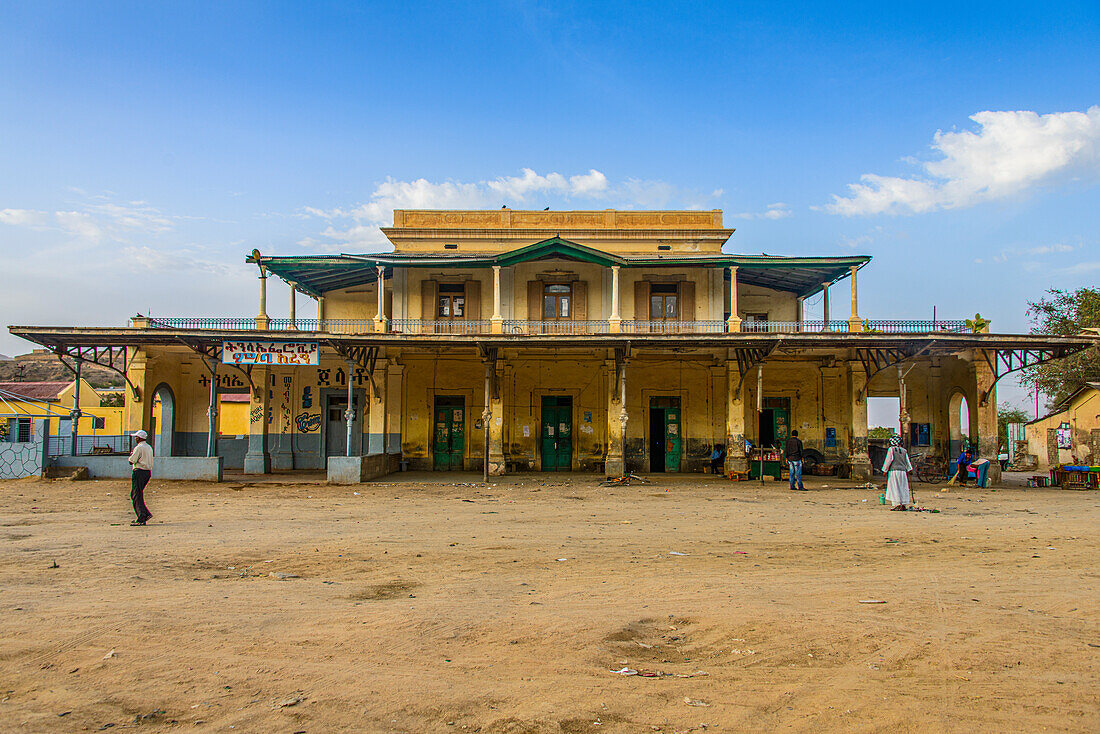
[102,649,115,660]
[611,667,638,675]
[858,599,887,604]
[668,551,689,556]
[683,697,710,707]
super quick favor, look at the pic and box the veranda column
[929,358,945,457]
[384,361,404,455]
[255,265,270,330]
[244,368,271,474]
[974,355,1001,484]
[605,357,627,476]
[822,281,831,330]
[608,266,622,333]
[368,360,388,455]
[374,266,387,333]
[344,359,356,456]
[847,265,862,332]
[848,360,871,479]
[488,361,506,475]
[726,266,742,333]
[725,357,748,472]
[69,360,82,456]
[491,265,504,334]
[289,284,297,330]
[205,358,218,458]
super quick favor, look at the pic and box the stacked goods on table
[1051,465,1100,490]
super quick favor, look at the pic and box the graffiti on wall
[295,413,322,433]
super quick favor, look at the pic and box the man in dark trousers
[784,430,806,491]
[127,430,154,526]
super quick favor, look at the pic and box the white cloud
[1,197,182,244]
[300,168,718,249]
[824,107,1100,216]
[0,208,51,228]
[991,242,1076,264]
[733,202,792,220]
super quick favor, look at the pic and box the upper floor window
[649,283,679,320]
[437,284,465,319]
[543,284,571,319]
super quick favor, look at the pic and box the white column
[491,265,504,333]
[256,267,270,330]
[375,266,387,332]
[848,265,861,331]
[609,265,621,332]
[822,281,830,329]
[727,266,742,332]
[289,284,297,330]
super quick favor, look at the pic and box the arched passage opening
[948,391,971,457]
[151,383,176,457]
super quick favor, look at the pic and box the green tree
[868,426,895,440]
[1021,287,1100,408]
[997,404,1029,450]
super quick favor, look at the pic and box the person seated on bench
[710,444,725,475]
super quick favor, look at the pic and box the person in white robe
[882,435,913,510]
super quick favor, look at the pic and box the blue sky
[1,1,1097,419]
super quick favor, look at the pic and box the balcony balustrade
[146,316,971,336]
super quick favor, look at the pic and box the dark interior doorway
[648,396,681,473]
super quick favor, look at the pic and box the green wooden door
[433,399,464,470]
[772,408,789,446]
[540,396,572,471]
[663,407,681,472]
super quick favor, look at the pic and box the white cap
[133,430,148,440]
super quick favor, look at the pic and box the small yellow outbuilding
[1025,382,1100,468]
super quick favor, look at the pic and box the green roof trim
[253,237,871,298]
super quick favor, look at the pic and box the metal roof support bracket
[47,344,142,401]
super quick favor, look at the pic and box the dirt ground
[0,471,1097,734]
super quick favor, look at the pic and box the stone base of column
[848,317,864,332]
[849,457,872,480]
[270,450,293,471]
[608,317,622,334]
[490,317,503,334]
[374,318,387,333]
[243,452,270,474]
[488,453,506,476]
[255,314,271,330]
[605,455,624,477]
[724,454,749,473]
[726,317,742,334]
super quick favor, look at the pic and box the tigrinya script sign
[222,341,319,366]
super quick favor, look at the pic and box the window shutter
[527,280,543,321]
[464,280,480,321]
[421,280,437,321]
[634,281,650,322]
[679,280,695,321]
[572,281,587,321]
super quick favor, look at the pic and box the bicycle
[910,452,949,483]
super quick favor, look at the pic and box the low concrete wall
[52,455,223,482]
[327,453,400,484]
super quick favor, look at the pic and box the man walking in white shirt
[128,430,154,526]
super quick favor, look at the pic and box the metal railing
[740,320,852,333]
[622,320,726,334]
[144,317,972,336]
[390,319,491,335]
[149,317,256,330]
[502,320,611,335]
[47,434,133,457]
[862,319,969,333]
[269,319,376,333]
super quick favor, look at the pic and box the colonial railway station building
[10,209,1096,484]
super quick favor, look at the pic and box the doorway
[540,396,572,471]
[759,397,790,449]
[433,396,465,470]
[648,397,681,473]
[325,394,361,458]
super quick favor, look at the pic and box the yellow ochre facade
[14,209,1095,483]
